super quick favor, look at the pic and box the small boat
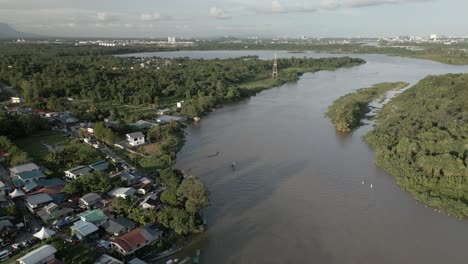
[231,162,236,170]
[207,152,219,157]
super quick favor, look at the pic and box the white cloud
[321,0,340,10]
[209,7,230,19]
[140,12,160,21]
[271,1,285,13]
[257,1,317,14]
[345,0,431,8]
[96,12,119,22]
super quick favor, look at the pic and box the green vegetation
[93,122,115,144]
[63,170,114,195]
[50,238,97,264]
[13,130,67,163]
[156,169,209,235]
[0,136,30,167]
[44,139,102,176]
[326,82,408,132]
[0,107,48,139]
[0,206,19,217]
[132,121,185,172]
[0,44,364,123]
[111,197,158,225]
[364,74,468,217]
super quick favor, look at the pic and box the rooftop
[108,187,136,198]
[95,254,124,264]
[26,193,53,206]
[17,170,46,180]
[128,258,147,264]
[79,209,108,223]
[71,220,99,237]
[111,226,162,251]
[126,132,145,139]
[10,162,40,174]
[65,165,92,176]
[102,217,136,235]
[80,193,101,204]
[89,160,109,171]
[17,245,57,264]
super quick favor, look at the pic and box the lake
[125,51,468,264]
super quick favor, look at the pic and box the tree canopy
[364,74,468,217]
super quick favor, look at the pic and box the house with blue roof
[89,160,110,172]
[17,170,46,183]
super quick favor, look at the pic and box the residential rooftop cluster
[0,95,198,263]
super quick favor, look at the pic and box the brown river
[123,51,468,264]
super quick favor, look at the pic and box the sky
[0,0,467,38]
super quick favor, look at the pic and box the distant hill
[0,23,43,39]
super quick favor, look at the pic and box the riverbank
[364,74,468,218]
[326,82,409,132]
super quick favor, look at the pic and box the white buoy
[370,184,373,188]
[362,181,365,185]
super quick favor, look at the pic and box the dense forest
[326,82,408,132]
[364,74,468,217]
[0,44,365,121]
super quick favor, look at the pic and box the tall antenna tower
[272,50,278,79]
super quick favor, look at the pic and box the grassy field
[13,130,68,163]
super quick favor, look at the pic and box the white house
[108,187,136,199]
[64,165,92,180]
[10,97,24,104]
[176,101,184,109]
[126,132,145,147]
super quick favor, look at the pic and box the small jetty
[150,247,183,261]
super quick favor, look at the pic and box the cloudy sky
[0,0,466,38]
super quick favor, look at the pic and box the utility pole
[272,50,278,79]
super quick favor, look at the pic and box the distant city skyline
[0,0,467,38]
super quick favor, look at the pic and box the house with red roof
[110,226,163,256]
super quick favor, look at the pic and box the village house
[16,170,46,184]
[25,193,53,212]
[37,203,74,223]
[9,162,40,178]
[10,97,24,104]
[176,100,184,109]
[128,258,147,264]
[128,120,157,130]
[139,192,162,210]
[64,165,92,180]
[16,107,33,116]
[88,160,110,172]
[0,220,17,242]
[95,254,124,264]
[157,108,171,116]
[115,170,141,185]
[78,209,108,227]
[0,181,5,195]
[108,187,136,199]
[110,226,163,256]
[79,193,102,208]
[102,217,136,236]
[126,132,145,147]
[70,220,99,240]
[17,245,58,264]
